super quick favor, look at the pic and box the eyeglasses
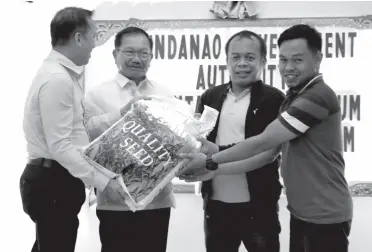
[117,49,151,60]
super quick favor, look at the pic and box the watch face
[206,159,218,171]
[207,163,212,170]
[206,154,218,170]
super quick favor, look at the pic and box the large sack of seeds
[82,95,218,211]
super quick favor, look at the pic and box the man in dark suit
[180,30,285,252]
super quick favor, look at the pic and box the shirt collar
[287,74,323,96]
[115,72,153,89]
[226,79,262,92]
[228,86,251,97]
[47,50,84,75]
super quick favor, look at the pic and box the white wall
[94,1,372,20]
[2,1,372,251]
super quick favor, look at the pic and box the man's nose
[132,54,142,62]
[237,58,249,66]
[284,61,295,71]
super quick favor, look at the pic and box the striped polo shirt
[278,74,353,224]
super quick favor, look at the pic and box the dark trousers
[20,163,86,252]
[97,207,171,252]
[204,200,281,252]
[290,214,352,252]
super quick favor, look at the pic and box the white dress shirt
[212,88,251,203]
[85,72,175,211]
[23,50,115,192]
[84,73,173,139]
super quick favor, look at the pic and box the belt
[28,158,55,168]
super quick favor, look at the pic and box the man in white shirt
[85,27,174,252]
[20,7,126,252]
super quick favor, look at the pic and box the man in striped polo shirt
[180,24,353,252]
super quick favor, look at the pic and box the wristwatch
[206,154,218,171]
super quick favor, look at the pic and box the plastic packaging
[82,95,219,211]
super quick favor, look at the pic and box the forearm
[216,147,280,175]
[39,76,117,191]
[49,140,114,191]
[212,134,275,164]
[85,111,121,139]
[218,143,236,151]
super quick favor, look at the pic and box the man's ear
[261,56,267,66]
[148,52,153,66]
[258,57,267,75]
[74,32,82,46]
[113,49,120,66]
[315,51,323,69]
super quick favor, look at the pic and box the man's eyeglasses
[117,49,151,60]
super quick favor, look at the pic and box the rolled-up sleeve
[39,73,114,192]
[83,94,121,140]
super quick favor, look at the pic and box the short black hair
[114,27,153,50]
[50,7,93,47]
[225,30,267,60]
[278,24,322,53]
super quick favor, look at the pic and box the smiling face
[113,33,153,81]
[227,36,265,89]
[278,38,322,88]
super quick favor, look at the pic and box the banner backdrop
[86,24,372,181]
